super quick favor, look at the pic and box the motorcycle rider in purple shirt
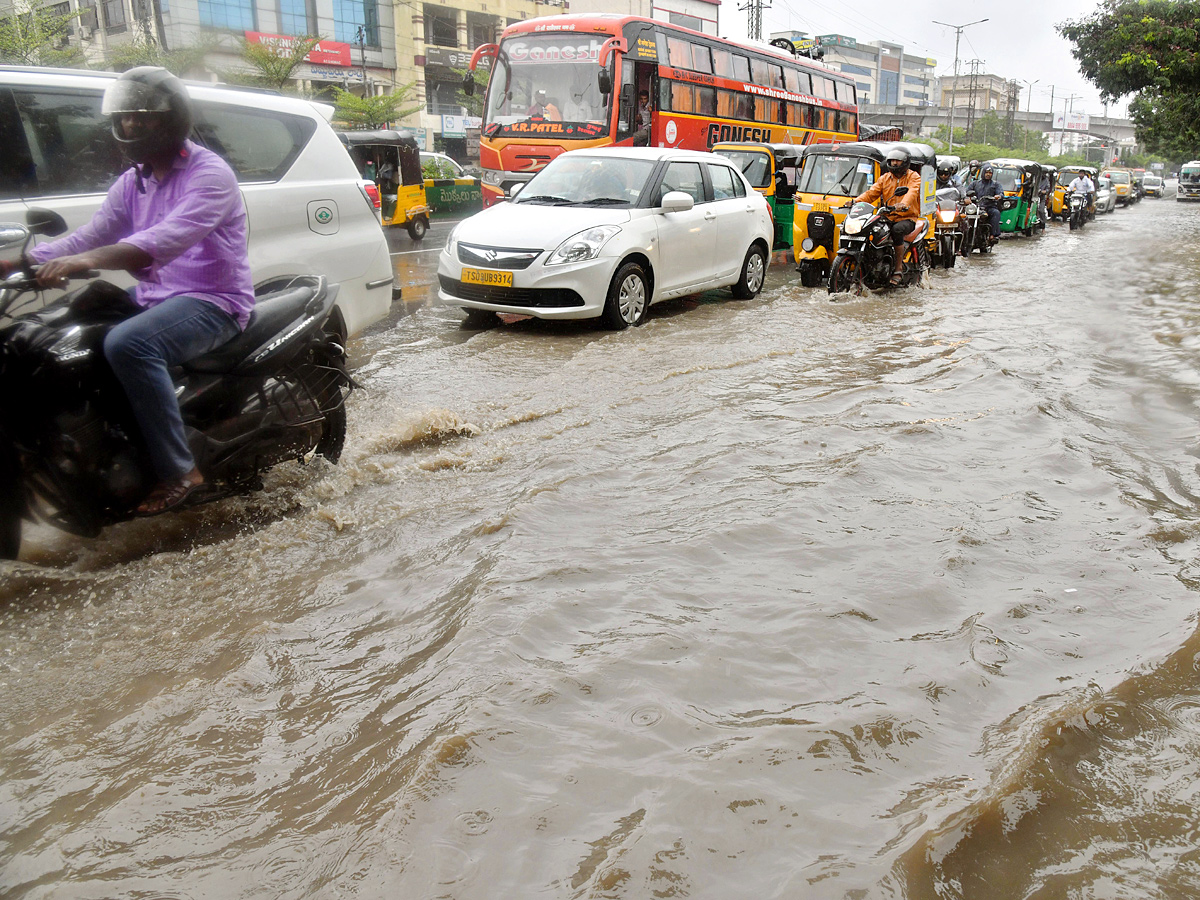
[26,67,255,515]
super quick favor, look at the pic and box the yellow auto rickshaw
[337,129,432,240]
[712,142,803,253]
[791,141,938,287]
[1052,165,1099,218]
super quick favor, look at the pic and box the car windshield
[797,154,875,197]
[515,155,656,206]
[991,166,1022,192]
[483,35,612,138]
[714,149,772,189]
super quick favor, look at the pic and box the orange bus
[466,15,859,206]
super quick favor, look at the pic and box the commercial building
[769,31,936,108]
[939,71,1017,114]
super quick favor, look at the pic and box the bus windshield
[485,34,613,137]
[1181,165,1200,184]
[797,154,875,197]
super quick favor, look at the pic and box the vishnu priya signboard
[245,32,352,67]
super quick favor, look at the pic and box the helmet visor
[102,79,173,115]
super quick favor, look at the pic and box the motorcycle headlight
[963,204,978,215]
[481,168,505,187]
[937,210,956,223]
[546,225,621,266]
[843,217,865,235]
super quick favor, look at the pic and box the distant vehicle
[339,130,433,241]
[438,147,774,329]
[1178,161,1200,201]
[1094,176,1117,213]
[1143,174,1164,197]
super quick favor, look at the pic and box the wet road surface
[5,188,1200,898]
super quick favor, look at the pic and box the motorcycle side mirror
[893,187,909,196]
[26,208,68,237]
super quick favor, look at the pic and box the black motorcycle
[0,210,353,559]
[827,188,929,294]
[959,193,998,255]
[1067,191,1088,231]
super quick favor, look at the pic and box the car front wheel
[602,261,649,329]
[732,244,767,299]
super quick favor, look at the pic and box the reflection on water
[5,198,1200,897]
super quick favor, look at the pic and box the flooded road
[4,192,1200,898]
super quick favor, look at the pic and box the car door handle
[704,211,717,221]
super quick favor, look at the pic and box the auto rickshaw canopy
[336,129,424,188]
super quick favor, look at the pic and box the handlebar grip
[80,269,101,279]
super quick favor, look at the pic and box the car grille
[439,275,585,308]
[457,243,542,270]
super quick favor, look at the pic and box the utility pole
[356,25,369,97]
[739,0,770,41]
[1021,78,1038,152]
[965,59,983,135]
[933,18,988,153]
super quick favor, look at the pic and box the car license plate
[814,201,831,213]
[461,267,513,287]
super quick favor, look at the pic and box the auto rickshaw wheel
[406,215,429,241]
[798,261,824,288]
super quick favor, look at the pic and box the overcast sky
[716,0,1130,119]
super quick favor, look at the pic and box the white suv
[0,65,395,338]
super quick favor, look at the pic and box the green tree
[1059,0,1200,157]
[332,84,421,129]
[0,1,84,67]
[108,34,218,76]
[225,35,322,91]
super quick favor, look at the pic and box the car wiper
[517,195,575,205]
[578,197,628,205]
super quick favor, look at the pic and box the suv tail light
[358,180,381,214]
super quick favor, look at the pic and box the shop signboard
[245,31,351,67]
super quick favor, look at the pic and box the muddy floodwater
[5,195,1200,898]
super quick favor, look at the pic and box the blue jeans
[104,296,239,480]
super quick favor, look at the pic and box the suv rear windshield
[0,85,317,200]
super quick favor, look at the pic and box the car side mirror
[0,225,27,250]
[26,207,68,237]
[660,191,693,212]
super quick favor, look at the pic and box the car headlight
[546,225,621,266]
[445,222,463,253]
[482,168,504,187]
[843,217,864,235]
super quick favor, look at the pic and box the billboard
[1053,111,1090,132]
[245,32,351,67]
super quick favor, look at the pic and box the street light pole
[933,18,988,153]
[1021,78,1038,152]
[356,25,368,97]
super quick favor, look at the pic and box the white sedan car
[437,147,774,329]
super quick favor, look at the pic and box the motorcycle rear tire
[827,256,859,294]
[303,350,349,463]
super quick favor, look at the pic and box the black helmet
[937,162,955,179]
[102,66,192,163]
[981,163,994,178]
[885,148,909,176]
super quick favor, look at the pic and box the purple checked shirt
[30,140,255,329]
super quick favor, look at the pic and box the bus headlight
[482,168,505,187]
[547,225,621,265]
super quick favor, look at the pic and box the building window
[278,0,314,36]
[102,0,127,33]
[333,0,378,46]
[198,0,254,30]
[904,75,925,85]
[669,12,702,32]
[878,70,898,105]
[903,90,926,100]
[424,3,456,47]
[840,63,872,77]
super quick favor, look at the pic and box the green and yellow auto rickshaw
[985,158,1044,236]
[791,141,938,287]
[1052,165,1099,218]
[337,129,432,240]
[712,142,803,253]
